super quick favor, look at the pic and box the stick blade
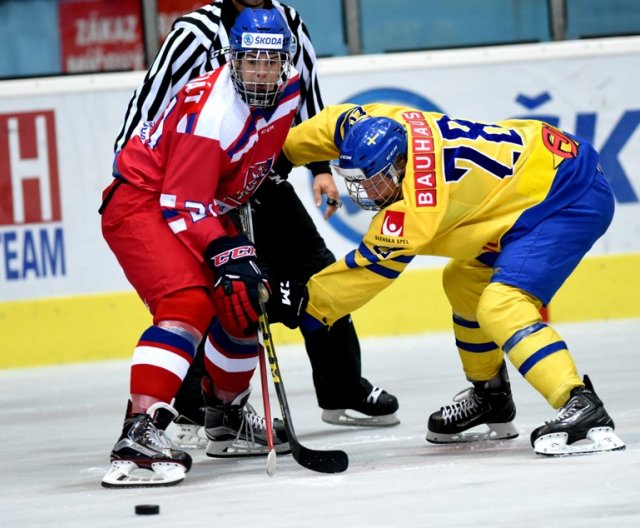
[266,449,277,476]
[293,445,349,474]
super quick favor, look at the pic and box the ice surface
[1,320,638,527]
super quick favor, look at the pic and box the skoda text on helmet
[229,8,292,108]
[334,116,408,211]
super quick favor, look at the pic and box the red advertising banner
[157,0,208,44]
[58,0,145,73]
[0,111,61,226]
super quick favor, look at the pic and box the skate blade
[166,422,208,449]
[426,422,519,444]
[533,426,626,457]
[205,439,291,458]
[321,409,400,427]
[101,460,186,488]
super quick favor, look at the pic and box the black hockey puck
[135,504,160,515]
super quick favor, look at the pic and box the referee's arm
[280,6,330,176]
[113,27,209,152]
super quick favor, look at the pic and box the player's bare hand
[313,172,342,220]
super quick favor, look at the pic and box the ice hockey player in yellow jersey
[275,103,626,457]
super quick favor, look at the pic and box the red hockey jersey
[114,64,300,259]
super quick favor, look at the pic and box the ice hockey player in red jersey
[115,0,400,446]
[99,8,298,487]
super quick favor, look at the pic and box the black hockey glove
[265,277,309,329]
[205,235,270,337]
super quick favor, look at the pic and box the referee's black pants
[175,177,363,411]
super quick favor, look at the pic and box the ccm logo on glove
[211,245,256,267]
[204,235,269,337]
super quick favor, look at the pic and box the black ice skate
[531,375,626,456]
[321,377,400,427]
[204,384,290,457]
[426,362,518,444]
[101,402,192,488]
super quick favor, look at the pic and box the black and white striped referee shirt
[114,0,325,157]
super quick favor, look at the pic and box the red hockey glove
[205,235,270,337]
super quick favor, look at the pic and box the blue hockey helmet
[229,9,292,108]
[334,116,408,210]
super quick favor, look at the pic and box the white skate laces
[366,386,384,405]
[441,389,480,425]
[142,419,173,451]
[204,396,291,457]
[426,383,519,444]
[168,405,267,450]
[243,403,268,434]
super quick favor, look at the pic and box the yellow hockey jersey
[282,104,600,326]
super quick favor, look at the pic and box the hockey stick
[256,305,349,473]
[239,204,349,474]
[237,204,277,475]
[258,339,277,476]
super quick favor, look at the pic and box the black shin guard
[302,315,363,409]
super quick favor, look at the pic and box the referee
[114,0,399,440]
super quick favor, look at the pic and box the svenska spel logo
[381,210,405,237]
[0,110,66,281]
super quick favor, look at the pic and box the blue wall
[566,0,640,39]
[359,0,550,53]
[1,0,639,78]
[0,0,62,78]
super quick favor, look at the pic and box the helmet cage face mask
[334,152,405,211]
[231,49,291,108]
[335,115,408,211]
[229,9,292,108]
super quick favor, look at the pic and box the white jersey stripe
[132,345,191,380]
[204,337,258,373]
